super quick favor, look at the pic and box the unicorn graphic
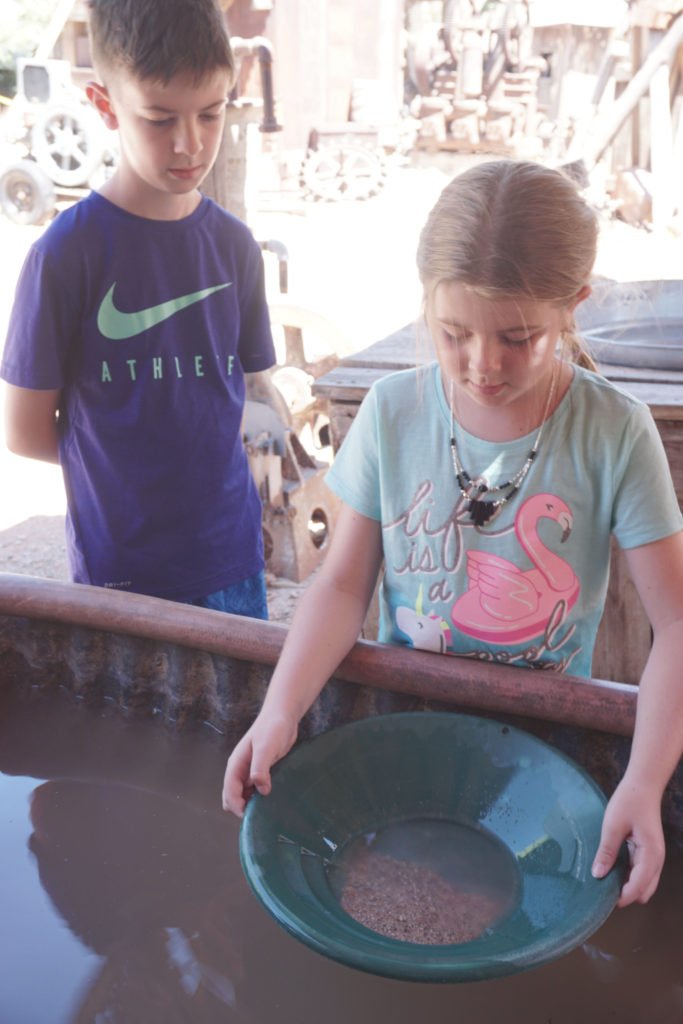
[396,585,452,653]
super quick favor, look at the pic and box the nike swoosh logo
[97,282,232,340]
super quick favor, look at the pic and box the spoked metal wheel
[299,143,386,202]
[31,102,105,188]
[0,160,55,226]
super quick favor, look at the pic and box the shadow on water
[2,683,683,1023]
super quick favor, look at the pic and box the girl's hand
[222,711,298,818]
[591,777,665,907]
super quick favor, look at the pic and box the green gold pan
[240,711,624,983]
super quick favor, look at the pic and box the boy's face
[88,67,231,217]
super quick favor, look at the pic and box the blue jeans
[189,570,268,620]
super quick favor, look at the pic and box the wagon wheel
[299,143,386,202]
[31,101,105,188]
[0,160,55,226]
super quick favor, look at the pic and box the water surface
[1,682,682,1023]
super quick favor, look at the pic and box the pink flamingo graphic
[451,493,579,645]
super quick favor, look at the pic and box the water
[2,681,683,1023]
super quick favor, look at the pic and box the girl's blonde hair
[416,160,599,370]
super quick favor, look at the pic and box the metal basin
[577,280,683,370]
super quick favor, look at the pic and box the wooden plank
[618,381,683,417]
[340,324,427,369]
[593,541,651,685]
[601,364,683,384]
[315,362,683,419]
[325,321,683,384]
[313,366,390,401]
[658,419,683,502]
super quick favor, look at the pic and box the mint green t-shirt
[326,362,682,677]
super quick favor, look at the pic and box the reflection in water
[27,779,252,1023]
[4,683,683,1023]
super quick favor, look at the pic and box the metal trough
[3,572,683,1021]
[1,571,682,833]
[577,279,683,370]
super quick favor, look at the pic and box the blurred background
[0,0,682,609]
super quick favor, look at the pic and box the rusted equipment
[299,125,388,202]
[0,57,115,225]
[406,0,548,156]
[245,245,342,583]
[0,36,282,227]
[405,0,683,227]
[230,35,282,134]
[243,394,340,583]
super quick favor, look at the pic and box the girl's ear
[569,284,592,312]
[86,82,118,129]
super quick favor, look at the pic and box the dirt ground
[1,157,682,624]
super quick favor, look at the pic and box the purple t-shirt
[1,192,276,600]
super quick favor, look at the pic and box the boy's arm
[3,383,61,464]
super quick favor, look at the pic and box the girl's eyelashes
[502,330,547,346]
[502,334,533,346]
[440,326,542,347]
[443,329,469,343]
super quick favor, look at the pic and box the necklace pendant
[467,497,498,527]
[468,477,489,499]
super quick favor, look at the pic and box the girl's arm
[3,384,61,464]
[222,503,383,816]
[592,530,683,906]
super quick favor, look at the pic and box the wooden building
[32,0,405,153]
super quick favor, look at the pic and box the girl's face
[427,282,576,431]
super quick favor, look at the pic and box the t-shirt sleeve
[236,238,276,373]
[612,403,683,548]
[325,384,382,520]
[0,245,76,390]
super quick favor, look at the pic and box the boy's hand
[591,777,665,907]
[222,712,298,818]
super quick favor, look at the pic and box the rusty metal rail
[0,572,637,737]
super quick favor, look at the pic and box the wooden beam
[582,13,683,169]
[35,0,79,60]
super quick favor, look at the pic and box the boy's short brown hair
[88,0,235,85]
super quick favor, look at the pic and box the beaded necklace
[449,370,557,527]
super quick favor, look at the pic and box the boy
[1,0,276,617]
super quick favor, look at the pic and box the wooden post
[582,12,683,169]
[201,102,262,221]
[649,60,676,230]
[631,24,644,166]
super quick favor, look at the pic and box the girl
[223,160,683,907]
